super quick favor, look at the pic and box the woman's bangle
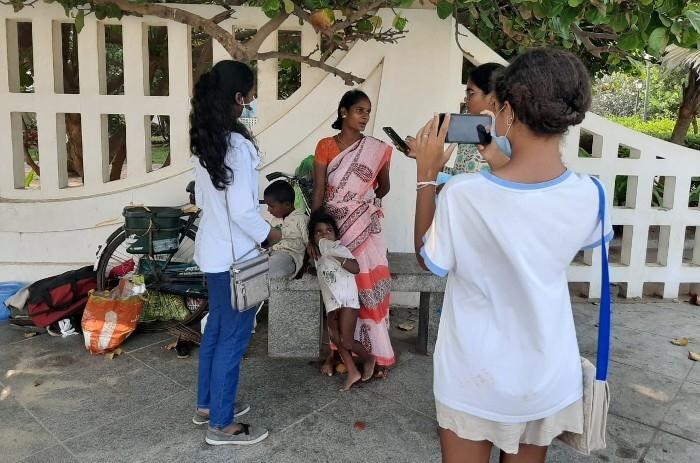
[417,181,438,191]
[341,258,347,267]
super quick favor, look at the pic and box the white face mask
[491,105,513,158]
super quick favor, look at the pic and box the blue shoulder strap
[590,176,612,381]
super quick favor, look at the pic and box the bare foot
[361,356,376,382]
[320,352,335,376]
[339,369,361,392]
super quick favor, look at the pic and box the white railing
[564,115,700,299]
[460,27,700,300]
[1,5,698,300]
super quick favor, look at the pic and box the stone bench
[268,252,446,358]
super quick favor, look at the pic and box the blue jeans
[196,272,256,428]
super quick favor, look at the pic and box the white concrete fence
[0,4,698,300]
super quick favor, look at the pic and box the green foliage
[444,0,700,70]
[592,64,686,120]
[23,170,35,188]
[278,31,301,100]
[12,0,418,60]
[610,116,700,150]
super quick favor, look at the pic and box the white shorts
[435,399,584,454]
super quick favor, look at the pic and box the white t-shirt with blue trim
[422,169,613,423]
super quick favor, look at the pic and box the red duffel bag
[27,266,97,328]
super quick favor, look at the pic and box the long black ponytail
[190,60,256,190]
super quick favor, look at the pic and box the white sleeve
[581,178,614,250]
[226,142,270,244]
[420,190,455,277]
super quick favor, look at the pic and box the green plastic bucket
[123,206,182,254]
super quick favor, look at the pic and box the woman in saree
[311,90,395,378]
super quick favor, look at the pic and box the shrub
[609,116,700,151]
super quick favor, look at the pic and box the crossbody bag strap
[590,176,612,381]
[224,188,238,263]
[224,186,262,266]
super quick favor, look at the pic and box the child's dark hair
[264,180,295,204]
[190,60,256,190]
[468,62,504,94]
[331,90,370,130]
[308,210,340,241]
[493,48,591,135]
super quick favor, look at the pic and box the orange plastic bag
[82,281,145,354]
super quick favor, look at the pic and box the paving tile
[546,415,655,462]
[235,357,349,433]
[687,362,700,386]
[606,361,681,428]
[572,303,600,328]
[16,445,78,463]
[362,350,435,419]
[0,395,58,463]
[256,391,442,463]
[576,326,692,380]
[0,321,41,347]
[1,303,698,463]
[643,431,700,463]
[120,331,171,354]
[63,389,264,463]
[660,381,700,444]
[128,340,197,391]
[0,333,183,441]
[611,303,700,339]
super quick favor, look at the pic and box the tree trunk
[23,145,40,176]
[65,113,84,178]
[21,115,40,176]
[671,68,700,145]
[109,127,127,181]
[61,25,84,177]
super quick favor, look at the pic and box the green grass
[151,144,170,165]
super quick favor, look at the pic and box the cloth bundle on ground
[26,266,96,328]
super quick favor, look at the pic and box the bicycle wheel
[96,221,207,332]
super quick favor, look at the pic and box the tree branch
[246,12,290,54]
[454,21,474,60]
[331,0,387,33]
[576,29,618,40]
[91,0,247,59]
[209,8,234,25]
[256,51,364,85]
[572,24,602,58]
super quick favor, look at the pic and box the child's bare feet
[320,352,335,376]
[339,369,362,391]
[361,356,376,382]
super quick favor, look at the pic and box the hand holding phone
[382,127,411,155]
[438,113,493,144]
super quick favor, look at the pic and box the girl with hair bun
[411,48,613,462]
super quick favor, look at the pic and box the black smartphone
[438,113,493,144]
[382,126,410,152]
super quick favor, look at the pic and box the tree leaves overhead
[445,0,700,66]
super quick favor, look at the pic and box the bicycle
[95,182,206,332]
[95,172,312,333]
